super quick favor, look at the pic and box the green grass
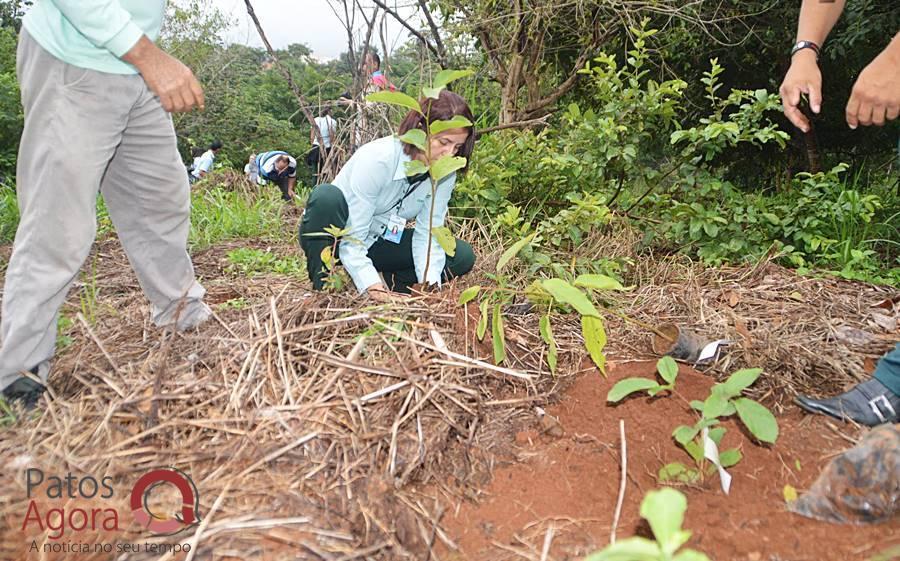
[226,247,305,278]
[190,187,287,250]
[0,180,18,243]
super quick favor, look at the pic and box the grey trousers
[0,31,209,391]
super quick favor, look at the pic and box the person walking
[1,0,212,409]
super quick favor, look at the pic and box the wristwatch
[791,40,821,60]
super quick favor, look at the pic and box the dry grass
[0,207,896,560]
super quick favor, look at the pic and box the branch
[475,115,551,137]
[243,0,324,149]
[416,0,449,65]
[370,0,447,67]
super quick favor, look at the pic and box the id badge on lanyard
[383,214,406,243]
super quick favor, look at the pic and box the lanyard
[392,173,428,213]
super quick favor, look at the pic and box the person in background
[782,0,899,426]
[190,140,223,182]
[299,90,476,301]
[364,52,395,93]
[1,0,211,409]
[307,107,337,183]
[244,153,259,183]
[256,151,298,202]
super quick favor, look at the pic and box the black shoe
[795,378,900,426]
[2,375,46,410]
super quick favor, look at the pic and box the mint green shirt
[23,0,164,75]
[332,136,456,293]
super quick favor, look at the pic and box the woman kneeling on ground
[299,90,476,301]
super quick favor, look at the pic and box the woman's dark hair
[210,140,223,150]
[397,90,475,173]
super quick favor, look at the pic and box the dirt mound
[440,361,900,560]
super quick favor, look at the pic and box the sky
[209,0,421,61]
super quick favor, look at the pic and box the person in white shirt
[190,140,222,182]
[307,107,337,182]
[255,151,298,201]
[243,153,259,183]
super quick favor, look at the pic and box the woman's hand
[366,284,408,302]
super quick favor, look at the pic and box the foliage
[0,27,22,178]
[585,487,710,561]
[189,182,286,249]
[226,248,305,278]
[0,178,18,242]
[661,367,778,485]
[607,356,679,402]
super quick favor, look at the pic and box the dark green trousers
[299,184,476,292]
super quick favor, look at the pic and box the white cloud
[210,0,421,60]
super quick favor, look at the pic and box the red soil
[441,361,900,561]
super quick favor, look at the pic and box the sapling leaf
[718,448,742,468]
[365,90,421,113]
[689,400,704,411]
[673,425,699,446]
[398,129,427,152]
[583,537,660,561]
[541,279,600,317]
[458,285,481,305]
[673,549,713,561]
[539,313,558,375]
[574,273,627,292]
[657,355,678,384]
[496,232,536,272]
[492,303,506,364]
[430,115,473,135]
[684,439,704,463]
[607,378,659,403]
[707,427,726,446]
[720,367,763,398]
[733,397,779,443]
[433,68,474,90]
[582,315,607,374]
[640,488,688,555]
[476,299,488,340]
[430,155,467,182]
[701,391,729,419]
[405,159,429,176]
[432,226,456,256]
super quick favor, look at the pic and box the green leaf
[607,378,659,403]
[430,70,474,94]
[429,115,473,135]
[476,299,488,341]
[689,400,704,411]
[657,355,678,384]
[673,549,712,561]
[684,440,704,463]
[720,368,763,398]
[701,391,729,420]
[458,285,481,306]
[659,463,700,484]
[492,303,506,364]
[539,314,558,375]
[582,315,607,373]
[397,129,426,151]
[541,279,600,317]
[707,427,726,445]
[404,159,429,176]
[574,274,626,292]
[497,233,536,273]
[433,226,456,256]
[430,155,467,182]
[733,398,779,443]
[673,424,699,446]
[640,488,688,554]
[584,537,661,561]
[718,448,742,468]
[365,90,421,113]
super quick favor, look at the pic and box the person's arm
[846,33,900,128]
[780,0,846,132]
[412,174,455,287]
[122,36,204,113]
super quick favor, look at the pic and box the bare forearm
[796,0,846,45]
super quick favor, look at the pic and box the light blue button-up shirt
[23,0,163,75]
[332,136,456,293]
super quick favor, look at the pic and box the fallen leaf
[869,311,897,333]
[783,484,798,503]
[725,290,740,308]
[788,291,804,302]
[734,319,753,347]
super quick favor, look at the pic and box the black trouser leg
[366,230,477,293]
[274,175,292,201]
[299,184,349,290]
